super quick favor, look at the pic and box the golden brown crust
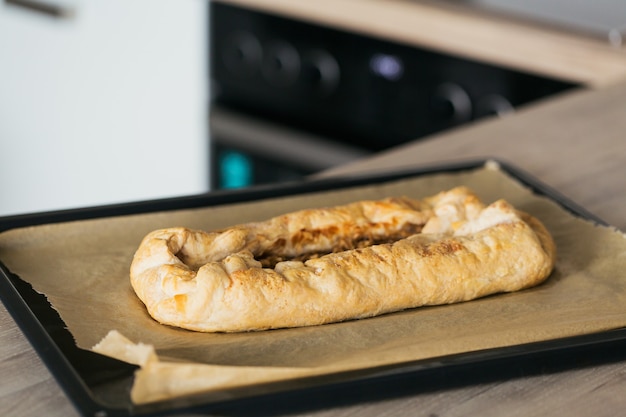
[130,187,556,332]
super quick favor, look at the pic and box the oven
[209,2,577,189]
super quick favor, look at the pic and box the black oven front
[209,2,577,189]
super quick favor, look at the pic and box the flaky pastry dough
[130,187,556,332]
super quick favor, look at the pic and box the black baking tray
[2,158,626,417]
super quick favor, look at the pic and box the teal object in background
[219,151,253,189]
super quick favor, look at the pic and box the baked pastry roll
[130,186,556,332]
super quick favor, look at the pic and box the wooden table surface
[2,75,626,416]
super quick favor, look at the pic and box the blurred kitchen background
[0,0,209,216]
[2,0,623,216]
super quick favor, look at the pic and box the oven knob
[475,94,515,118]
[261,40,300,87]
[221,31,262,77]
[301,49,340,95]
[430,82,472,124]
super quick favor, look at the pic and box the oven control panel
[211,2,576,152]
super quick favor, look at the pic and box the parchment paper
[2,162,626,404]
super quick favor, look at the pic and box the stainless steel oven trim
[210,105,371,172]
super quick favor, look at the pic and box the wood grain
[0,303,79,417]
[297,363,626,417]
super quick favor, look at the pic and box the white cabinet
[0,0,209,216]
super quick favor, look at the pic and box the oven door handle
[211,106,371,171]
[4,0,75,18]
